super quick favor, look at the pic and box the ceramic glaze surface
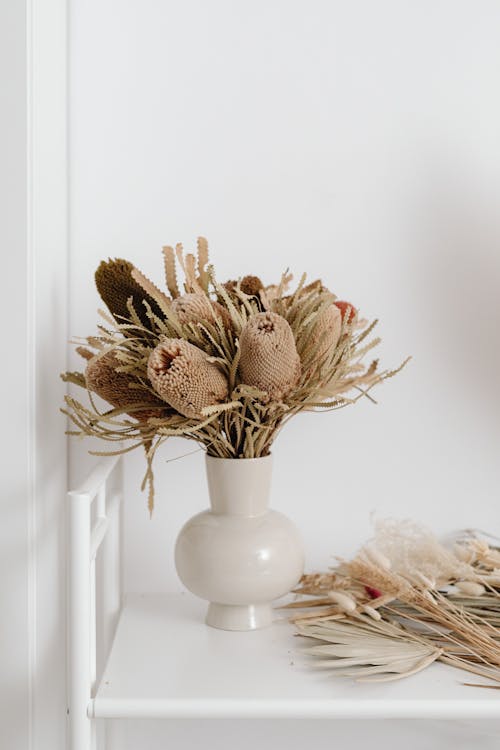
[175,455,304,630]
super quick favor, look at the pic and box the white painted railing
[67,456,123,750]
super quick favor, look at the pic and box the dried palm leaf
[298,616,442,682]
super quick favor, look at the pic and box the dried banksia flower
[224,275,263,297]
[148,339,229,418]
[240,275,263,296]
[85,352,167,421]
[171,293,232,329]
[95,258,165,331]
[308,303,342,366]
[239,312,301,401]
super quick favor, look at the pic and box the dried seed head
[85,351,167,421]
[455,581,486,597]
[240,275,264,296]
[327,590,357,613]
[147,338,229,418]
[224,275,263,297]
[238,311,301,401]
[362,604,382,621]
[171,293,232,329]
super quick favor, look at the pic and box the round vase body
[174,455,304,631]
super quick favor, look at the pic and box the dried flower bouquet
[62,238,407,512]
[286,521,500,686]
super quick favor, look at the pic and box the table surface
[91,592,500,720]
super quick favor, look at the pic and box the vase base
[206,602,273,631]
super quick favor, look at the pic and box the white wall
[1,2,30,747]
[0,2,68,749]
[70,0,500,584]
[69,2,500,744]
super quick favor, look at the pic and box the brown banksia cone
[308,303,342,366]
[171,293,232,329]
[85,351,167,421]
[238,312,301,401]
[95,258,165,331]
[224,275,263,297]
[147,339,229,418]
[240,275,264,296]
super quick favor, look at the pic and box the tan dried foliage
[288,525,500,686]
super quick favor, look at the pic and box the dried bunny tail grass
[238,311,301,401]
[85,351,167,421]
[172,293,233,330]
[147,338,229,418]
[95,258,164,331]
[455,537,500,570]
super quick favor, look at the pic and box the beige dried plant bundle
[61,238,408,510]
[286,522,500,686]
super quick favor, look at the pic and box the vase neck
[205,455,273,516]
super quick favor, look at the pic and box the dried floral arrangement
[286,520,500,686]
[62,238,407,512]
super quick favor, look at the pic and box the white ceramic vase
[174,454,304,631]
